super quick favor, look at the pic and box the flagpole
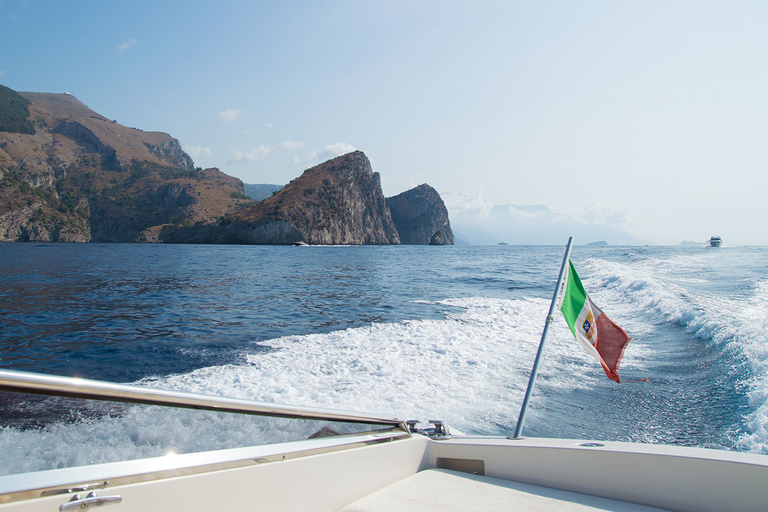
[510,235,574,439]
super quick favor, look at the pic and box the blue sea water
[1,242,767,471]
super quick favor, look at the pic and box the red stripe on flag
[594,312,632,383]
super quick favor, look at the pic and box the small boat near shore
[1,369,767,511]
[709,236,722,247]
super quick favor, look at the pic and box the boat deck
[342,469,667,512]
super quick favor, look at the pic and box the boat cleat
[406,420,451,439]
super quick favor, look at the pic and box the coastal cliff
[386,184,454,245]
[2,85,453,246]
[165,151,401,245]
[0,86,248,242]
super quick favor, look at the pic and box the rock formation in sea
[386,184,454,245]
[164,151,401,245]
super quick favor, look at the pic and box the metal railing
[0,369,409,432]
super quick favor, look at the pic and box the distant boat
[709,236,722,247]
[293,241,308,246]
[498,242,509,246]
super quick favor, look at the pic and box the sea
[1,242,767,474]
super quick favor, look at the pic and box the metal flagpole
[510,236,574,439]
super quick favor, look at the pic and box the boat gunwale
[0,369,413,505]
[0,428,413,504]
[0,369,407,428]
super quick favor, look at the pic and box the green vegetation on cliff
[0,84,35,134]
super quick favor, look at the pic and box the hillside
[165,151,400,244]
[0,85,35,134]
[0,87,249,242]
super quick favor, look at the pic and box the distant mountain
[243,183,283,201]
[450,223,501,246]
[0,86,249,242]
[450,203,644,245]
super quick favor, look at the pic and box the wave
[141,297,608,430]
[580,255,768,453]
[1,297,611,474]
[5,250,764,476]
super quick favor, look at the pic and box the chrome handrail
[0,369,409,432]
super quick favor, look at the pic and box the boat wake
[140,297,606,433]
[0,297,611,474]
[2,250,766,477]
[580,255,768,454]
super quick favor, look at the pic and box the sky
[2,0,767,245]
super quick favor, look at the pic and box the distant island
[0,85,453,245]
[587,241,608,246]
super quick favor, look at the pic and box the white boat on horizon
[1,369,766,512]
[709,236,722,247]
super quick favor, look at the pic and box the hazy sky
[2,1,766,245]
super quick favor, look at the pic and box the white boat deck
[342,468,667,512]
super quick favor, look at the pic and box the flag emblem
[582,311,595,340]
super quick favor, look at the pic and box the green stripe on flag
[560,260,587,337]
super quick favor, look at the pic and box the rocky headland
[386,184,454,245]
[164,151,401,245]
[1,85,453,245]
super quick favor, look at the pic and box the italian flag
[558,260,632,383]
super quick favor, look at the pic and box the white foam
[579,255,768,454]
[731,280,768,452]
[0,400,363,476]
[1,297,615,474]
[146,297,618,430]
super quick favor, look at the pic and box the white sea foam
[580,255,768,453]
[142,297,609,430]
[732,280,768,453]
[0,403,342,475]
[1,297,614,474]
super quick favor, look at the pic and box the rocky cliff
[0,86,249,242]
[386,184,454,245]
[165,151,401,245]
[1,85,454,246]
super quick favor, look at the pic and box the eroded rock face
[145,140,195,171]
[0,87,455,245]
[429,231,449,246]
[386,184,454,245]
[166,151,401,245]
[0,201,90,242]
[0,88,249,242]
